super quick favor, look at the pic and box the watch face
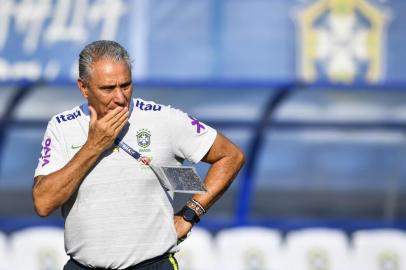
[182,207,199,224]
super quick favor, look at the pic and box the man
[32,40,245,270]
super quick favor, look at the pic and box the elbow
[32,191,53,217]
[233,147,246,170]
[238,149,246,168]
[33,201,53,217]
[35,209,51,218]
[33,200,51,217]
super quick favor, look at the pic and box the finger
[113,117,128,137]
[103,108,126,128]
[88,106,98,126]
[112,109,129,130]
[108,106,128,126]
[103,106,124,123]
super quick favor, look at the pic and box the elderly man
[33,40,244,270]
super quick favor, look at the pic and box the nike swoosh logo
[71,145,83,149]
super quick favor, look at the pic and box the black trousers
[63,253,179,270]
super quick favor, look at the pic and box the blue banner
[0,0,137,82]
[0,0,405,84]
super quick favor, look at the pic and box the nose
[113,88,126,105]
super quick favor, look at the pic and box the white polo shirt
[34,98,217,269]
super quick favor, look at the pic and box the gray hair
[78,40,132,84]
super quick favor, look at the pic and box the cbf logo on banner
[293,0,391,84]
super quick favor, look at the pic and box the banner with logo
[292,0,394,84]
[0,0,404,84]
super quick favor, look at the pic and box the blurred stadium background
[1,0,406,269]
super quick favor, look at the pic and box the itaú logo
[135,100,161,111]
[56,110,81,123]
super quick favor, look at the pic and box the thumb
[88,105,98,125]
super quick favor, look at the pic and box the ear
[77,79,89,98]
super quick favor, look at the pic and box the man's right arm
[33,144,103,217]
[32,106,129,217]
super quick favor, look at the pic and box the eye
[101,88,114,93]
[120,82,132,90]
[99,85,115,93]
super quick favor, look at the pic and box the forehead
[89,59,131,84]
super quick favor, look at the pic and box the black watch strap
[181,206,200,224]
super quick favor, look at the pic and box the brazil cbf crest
[293,0,391,84]
[136,128,151,151]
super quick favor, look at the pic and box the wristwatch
[180,206,200,225]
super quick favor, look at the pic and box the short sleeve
[167,107,217,163]
[34,120,67,177]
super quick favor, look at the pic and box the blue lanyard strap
[114,138,151,165]
[114,138,141,160]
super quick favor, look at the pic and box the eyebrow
[120,80,132,88]
[99,84,116,90]
[99,80,132,90]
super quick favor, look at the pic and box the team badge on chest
[136,128,151,149]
